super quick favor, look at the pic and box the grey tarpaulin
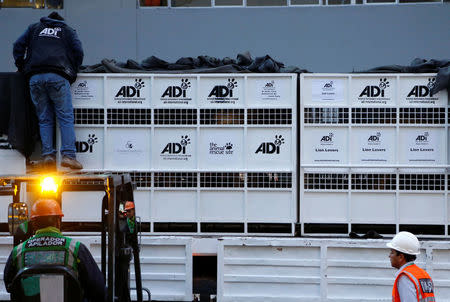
[360,58,450,95]
[79,51,308,74]
[0,72,39,158]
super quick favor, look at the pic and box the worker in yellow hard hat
[3,199,106,302]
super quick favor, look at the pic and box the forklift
[0,173,150,302]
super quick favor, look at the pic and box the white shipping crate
[300,73,450,237]
[63,73,297,233]
[0,149,26,175]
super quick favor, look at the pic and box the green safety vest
[12,227,81,297]
[127,217,135,234]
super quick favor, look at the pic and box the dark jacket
[4,229,106,302]
[13,17,84,83]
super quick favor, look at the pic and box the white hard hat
[387,231,420,255]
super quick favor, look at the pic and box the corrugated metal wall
[218,238,450,301]
[1,236,449,301]
[0,236,193,301]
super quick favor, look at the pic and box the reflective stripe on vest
[14,233,80,274]
[392,264,435,302]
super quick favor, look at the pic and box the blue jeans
[29,73,76,158]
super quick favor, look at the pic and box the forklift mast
[0,173,144,302]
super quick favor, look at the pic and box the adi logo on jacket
[39,27,62,38]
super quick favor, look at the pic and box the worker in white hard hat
[387,231,435,302]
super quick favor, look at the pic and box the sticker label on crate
[303,128,347,164]
[400,76,445,106]
[74,128,103,169]
[199,77,243,106]
[399,129,444,164]
[247,128,292,169]
[199,129,243,169]
[352,128,395,164]
[153,77,196,106]
[351,77,395,106]
[247,77,291,105]
[106,77,150,107]
[71,77,103,106]
[153,129,196,169]
[311,79,345,102]
[105,128,151,169]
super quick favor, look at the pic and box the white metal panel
[399,76,448,107]
[247,191,292,222]
[74,127,104,170]
[302,128,348,165]
[326,246,398,300]
[152,191,197,221]
[105,127,151,170]
[398,128,446,165]
[0,237,14,300]
[130,237,192,301]
[152,76,197,108]
[398,193,446,224]
[218,238,450,302]
[432,248,450,299]
[246,76,292,107]
[198,77,245,108]
[106,76,151,108]
[350,193,395,223]
[448,196,450,224]
[0,149,26,175]
[61,191,104,222]
[152,128,197,169]
[134,190,151,221]
[350,75,396,107]
[350,127,396,165]
[302,192,348,223]
[220,242,321,301]
[246,128,292,170]
[199,128,244,170]
[71,76,104,107]
[0,196,12,223]
[199,191,244,222]
[302,76,349,105]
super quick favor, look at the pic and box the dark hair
[48,12,64,21]
[394,250,417,262]
[31,215,61,231]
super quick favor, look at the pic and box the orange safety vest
[392,263,435,302]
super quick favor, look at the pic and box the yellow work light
[40,176,59,194]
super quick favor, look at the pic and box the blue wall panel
[1,2,449,73]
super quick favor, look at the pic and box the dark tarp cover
[2,54,449,159]
[360,58,450,95]
[0,72,38,158]
[80,52,307,74]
